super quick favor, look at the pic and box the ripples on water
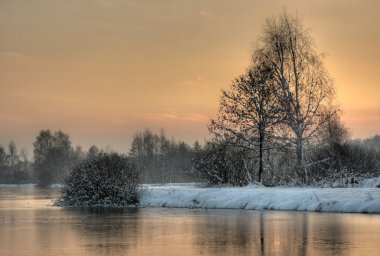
[1,187,380,256]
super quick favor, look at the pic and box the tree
[33,129,74,186]
[7,141,20,181]
[7,140,19,168]
[257,10,335,181]
[0,146,7,181]
[87,145,100,159]
[72,145,86,167]
[210,63,281,182]
[0,146,6,168]
[193,140,201,152]
[19,148,31,178]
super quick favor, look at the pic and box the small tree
[0,146,6,168]
[0,146,7,182]
[61,153,141,207]
[87,145,100,159]
[7,140,19,168]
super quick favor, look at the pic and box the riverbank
[3,178,380,213]
[140,183,380,213]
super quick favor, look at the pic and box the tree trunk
[296,135,307,182]
[258,130,264,182]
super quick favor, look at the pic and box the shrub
[191,142,252,186]
[61,153,141,207]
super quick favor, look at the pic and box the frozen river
[1,187,380,256]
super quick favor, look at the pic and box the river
[1,187,380,256]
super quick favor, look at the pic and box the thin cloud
[144,112,208,123]
[199,10,215,19]
[179,75,204,87]
[0,51,26,57]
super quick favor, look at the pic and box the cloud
[199,10,215,19]
[144,112,208,123]
[179,75,204,87]
[0,51,25,57]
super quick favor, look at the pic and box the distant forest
[0,128,200,185]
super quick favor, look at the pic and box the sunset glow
[1,0,379,153]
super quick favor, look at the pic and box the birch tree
[258,11,335,181]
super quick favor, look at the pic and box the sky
[1,0,379,155]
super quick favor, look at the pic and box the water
[1,187,380,256]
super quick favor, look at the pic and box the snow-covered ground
[140,179,380,214]
[0,183,36,188]
[0,183,64,188]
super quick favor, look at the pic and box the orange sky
[1,0,379,154]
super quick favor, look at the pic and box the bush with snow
[61,153,141,207]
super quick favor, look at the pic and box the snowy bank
[140,184,380,213]
[0,184,36,188]
[0,184,63,189]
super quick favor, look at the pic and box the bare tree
[257,10,335,181]
[7,140,19,168]
[0,146,6,166]
[33,129,74,186]
[19,148,31,176]
[210,63,281,182]
[0,146,7,179]
[87,145,100,159]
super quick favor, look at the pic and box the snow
[358,177,380,188]
[0,183,63,188]
[140,183,380,213]
[0,184,36,188]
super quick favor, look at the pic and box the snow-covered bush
[61,153,141,207]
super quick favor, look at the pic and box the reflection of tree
[64,208,141,255]
[15,204,351,256]
[256,211,310,255]
[193,210,347,256]
[311,214,346,256]
[260,211,265,256]
[194,209,256,255]
[299,213,309,256]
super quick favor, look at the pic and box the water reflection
[1,188,380,256]
[308,214,349,256]
[64,207,140,255]
[193,210,313,255]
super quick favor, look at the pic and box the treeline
[32,130,100,186]
[129,129,198,183]
[0,130,102,185]
[1,129,379,186]
[0,141,31,183]
[0,128,200,185]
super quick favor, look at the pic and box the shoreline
[139,184,380,214]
